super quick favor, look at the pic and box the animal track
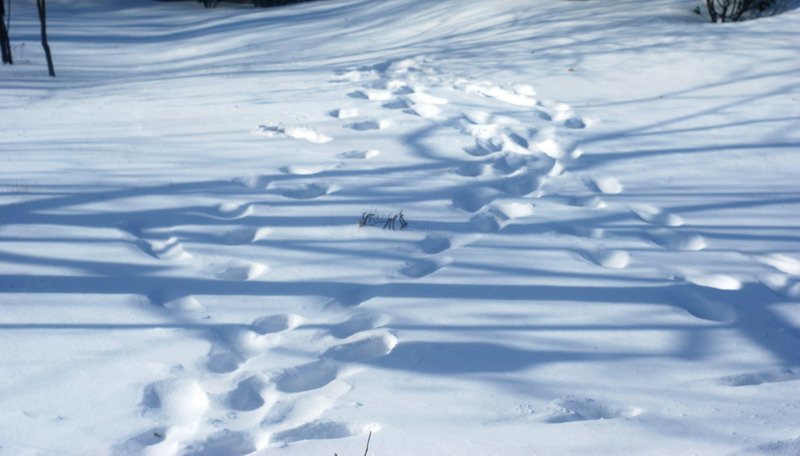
[136,236,193,261]
[221,226,269,245]
[760,273,800,298]
[348,89,393,101]
[584,175,623,195]
[186,430,258,456]
[141,378,209,427]
[232,175,268,190]
[685,273,742,291]
[399,257,452,278]
[322,333,398,362]
[269,420,375,445]
[667,284,736,323]
[346,119,392,131]
[753,253,800,276]
[330,107,359,119]
[273,360,340,393]
[251,314,304,335]
[630,204,684,227]
[330,313,387,339]
[204,349,244,374]
[542,397,641,424]
[452,186,501,212]
[339,149,380,159]
[214,202,254,220]
[715,368,799,387]
[646,229,706,251]
[210,261,267,281]
[420,234,452,254]
[280,183,336,200]
[257,124,332,144]
[261,381,352,431]
[148,290,204,312]
[580,248,630,269]
[226,376,267,412]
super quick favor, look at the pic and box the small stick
[363,431,372,456]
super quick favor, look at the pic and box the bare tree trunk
[37,0,55,77]
[1,0,13,64]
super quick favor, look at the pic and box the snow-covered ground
[1,0,799,454]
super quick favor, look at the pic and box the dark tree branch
[37,0,55,77]
[0,0,12,64]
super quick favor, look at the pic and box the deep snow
[1,0,799,455]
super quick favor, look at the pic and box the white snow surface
[1,0,799,454]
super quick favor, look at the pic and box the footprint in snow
[646,228,706,251]
[256,124,332,144]
[563,117,587,129]
[325,284,385,308]
[346,119,392,131]
[419,234,453,254]
[492,200,535,221]
[455,161,489,177]
[280,183,336,200]
[630,204,684,227]
[405,103,441,118]
[452,186,501,213]
[135,236,193,261]
[569,195,607,209]
[399,256,452,279]
[579,248,630,269]
[329,107,359,119]
[204,349,245,374]
[463,83,538,107]
[542,397,641,424]
[464,137,504,157]
[584,175,623,195]
[261,381,352,431]
[121,426,169,451]
[666,284,736,323]
[269,420,377,445]
[470,210,503,233]
[734,437,800,456]
[251,314,304,335]
[759,273,800,299]
[213,202,254,220]
[185,429,258,456]
[714,367,799,387]
[330,313,388,339]
[210,260,267,281]
[148,290,204,313]
[225,376,268,412]
[339,149,380,159]
[348,89,393,101]
[497,171,545,196]
[685,273,742,291]
[140,378,209,427]
[322,333,398,362]
[753,253,800,276]
[272,360,340,393]
[221,226,270,245]
[405,91,449,105]
[232,175,268,190]
[201,326,281,374]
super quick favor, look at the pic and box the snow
[1,0,799,454]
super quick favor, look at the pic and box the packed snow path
[1,0,799,455]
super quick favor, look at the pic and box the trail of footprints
[118,55,800,453]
